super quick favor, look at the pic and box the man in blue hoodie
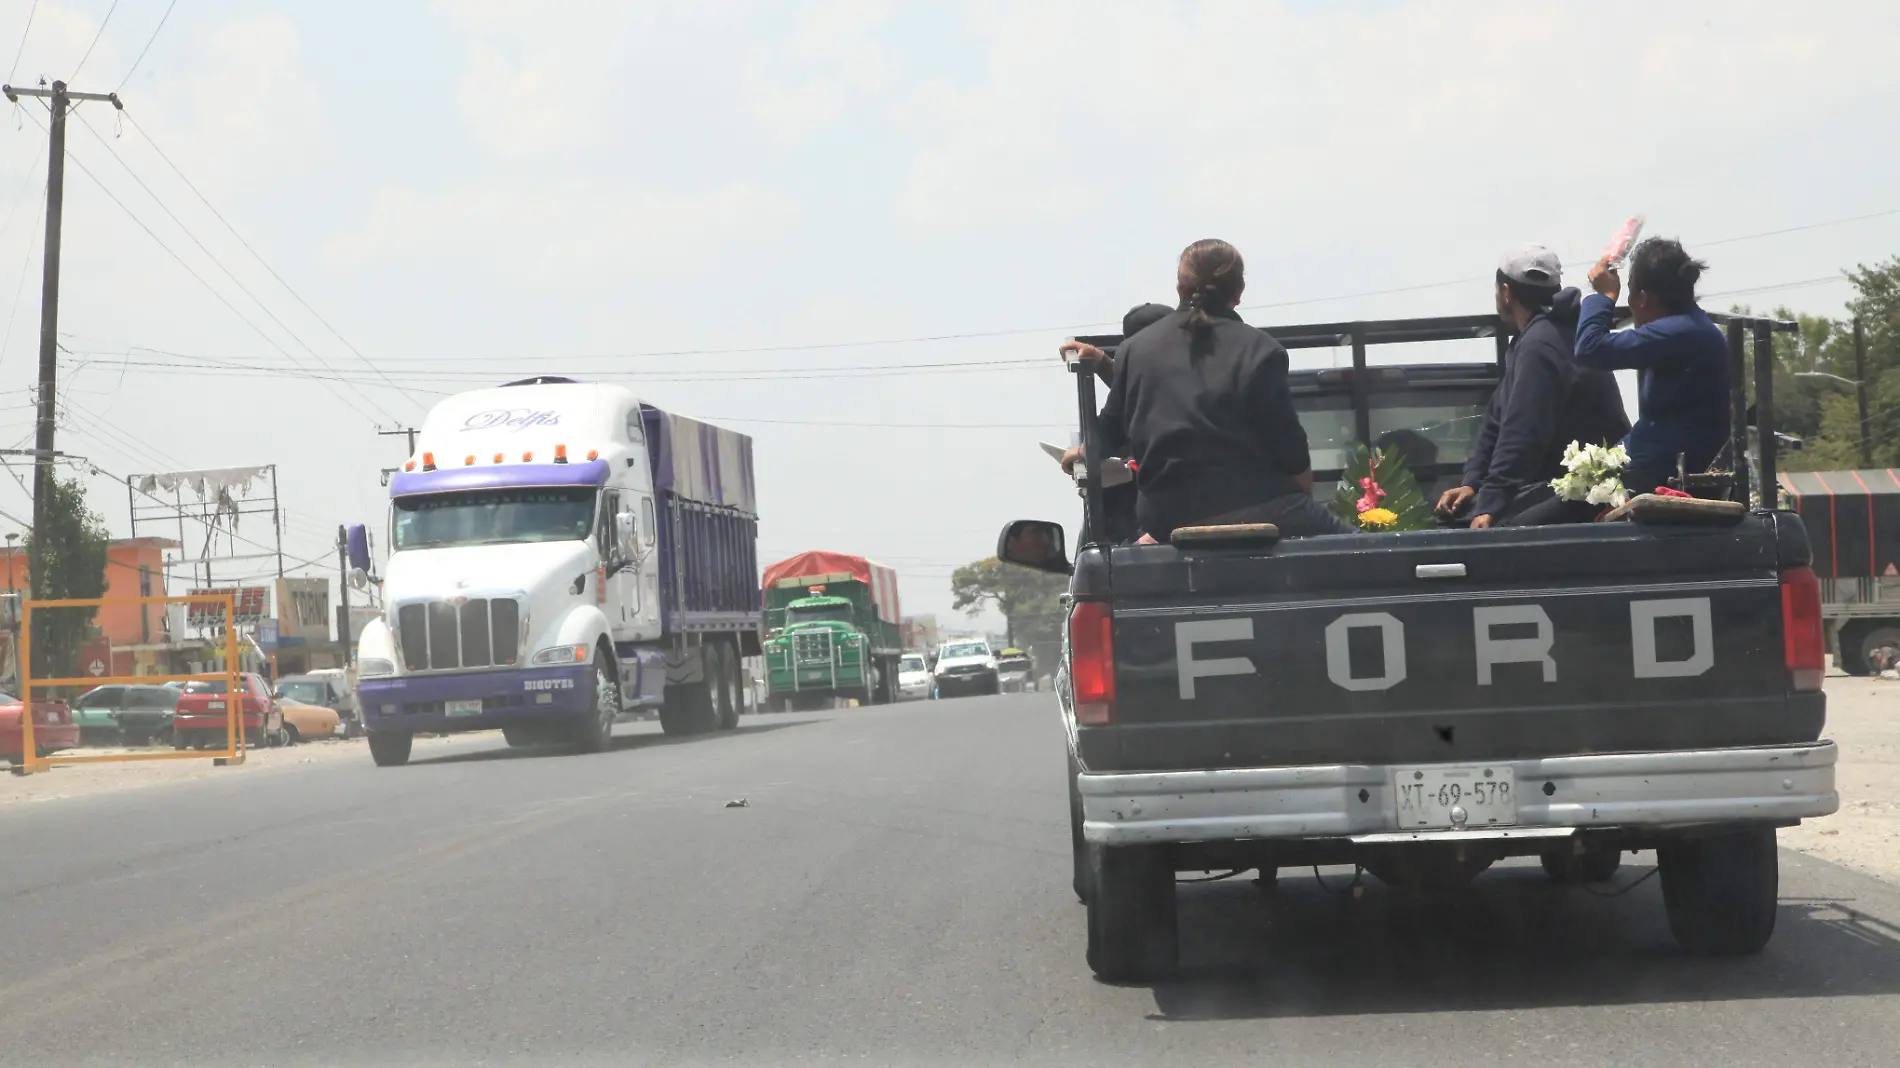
[1573,238,1730,496]
[1436,244,1629,527]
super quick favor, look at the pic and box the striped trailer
[1779,468,1900,674]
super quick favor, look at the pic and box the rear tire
[660,656,717,736]
[502,726,542,748]
[282,724,301,747]
[368,731,413,767]
[572,653,619,754]
[712,642,741,731]
[1856,625,1900,675]
[1659,826,1779,955]
[1085,843,1176,982]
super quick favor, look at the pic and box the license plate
[207,701,225,710]
[444,699,483,717]
[1393,766,1517,829]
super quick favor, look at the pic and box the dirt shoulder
[0,733,499,806]
[1780,673,1900,880]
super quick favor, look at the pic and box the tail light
[1070,600,1115,724]
[1781,566,1824,693]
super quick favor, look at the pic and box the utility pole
[1853,318,1874,468]
[335,524,351,668]
[1,80,122,594]
[377,426,418,487]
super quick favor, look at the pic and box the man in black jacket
[1436,244,1630,527]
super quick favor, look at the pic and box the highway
[4,693,1900,1067]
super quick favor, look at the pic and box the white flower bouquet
[1550,441,1630,509]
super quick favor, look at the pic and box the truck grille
[396,598,521,671]
[792,631,833,664]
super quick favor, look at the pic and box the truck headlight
[530,644,590,666]
[358,657,396,678]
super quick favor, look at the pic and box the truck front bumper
[359,667,593,733]
[1079,742,1839,846]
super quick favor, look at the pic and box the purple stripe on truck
[389,460,610,497]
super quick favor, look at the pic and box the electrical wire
[114,0,175,92]
[0,140,46,244]
[119,109,423,410]
[6,0,38,83]
[1175,869,1246,884]
[17,103,395,429]
[1582,865,1659,898]
[0,188,44,366]
[70,107,406,424]
[68,0,119,81]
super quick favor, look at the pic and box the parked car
[70,684,181,746]
[995,649,1035,693]
[1,692,77,769]
[274,697,341,744]
[895,654,932,702]
[275,672,360,736]
[173,674,285,749]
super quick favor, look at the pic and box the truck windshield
[940,643,988,659]
[787,604,854,625]
[393,488,596,550]
[276,681,329,705]
[900,656,926,673]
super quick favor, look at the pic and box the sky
[1,0,1898,632]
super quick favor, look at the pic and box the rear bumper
[1078,741,1840,846]
[359,667,593,733]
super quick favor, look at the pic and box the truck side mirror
[996,520,1071,576]
[346,524,372,572]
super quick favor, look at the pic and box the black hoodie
[1464,288,1630,519]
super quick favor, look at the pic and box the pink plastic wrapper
[1601,216,1645,268]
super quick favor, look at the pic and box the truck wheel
[573,654,619,754]
[1085,843,1176,982]
[713,643,741,731]
[1659,826,1779,955]
[367,731,413,767]
[660,679,716,736]
[1068,749,1091,904]
[502,726,541,748]
[1541,843,1622,883]
[1856,625,1900,675]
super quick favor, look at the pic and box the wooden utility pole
[1,80,122,591]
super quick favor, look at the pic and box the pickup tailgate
[1082,513,1824,772]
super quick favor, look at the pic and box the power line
[119,109,424,411]
[68,0,120,81]
[0,190,44,366]
[0,140,46,244]
[6,0,37,83]
[69,107,405,424]
[114,0,175,92]
[17,102,395,429]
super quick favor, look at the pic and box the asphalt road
[3,693,1899,1067]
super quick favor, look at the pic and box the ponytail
[1176,239,1245,333]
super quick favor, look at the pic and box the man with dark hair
[1437,244,1629,527]
[1573,237,1729,497]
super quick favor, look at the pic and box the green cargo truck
[760,552,903,711]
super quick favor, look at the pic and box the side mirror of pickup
[997,520,1071,576]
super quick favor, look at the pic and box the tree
[22,474,110,680]
[950,557,1068,649]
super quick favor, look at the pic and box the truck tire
[1659,826,1779,955]
[1085,843,1176,982]
[1069,749,1090,904]
[660,668,718,736]
[502,726,543,748]
[368,731,413,767]
[572,652,619,754]
[712,642,741,731]
[1541,843,1622,883]
[1854,625,1900,676]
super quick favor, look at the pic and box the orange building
[0,538,181,684]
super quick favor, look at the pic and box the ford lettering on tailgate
[1114,578,1780,721]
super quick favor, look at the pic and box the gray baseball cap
[1498,243,1562,288]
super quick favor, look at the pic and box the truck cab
[763,595,876,710]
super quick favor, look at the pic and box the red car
[1,692,78,769]
[172,673,285,749]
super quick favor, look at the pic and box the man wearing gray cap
[1436,244,1630,527]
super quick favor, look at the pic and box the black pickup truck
[1004,312,1837,982]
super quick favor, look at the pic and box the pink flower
[1356,494,1378,513]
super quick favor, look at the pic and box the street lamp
[1796,351,1874,467]
[1796,371,1860,388]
